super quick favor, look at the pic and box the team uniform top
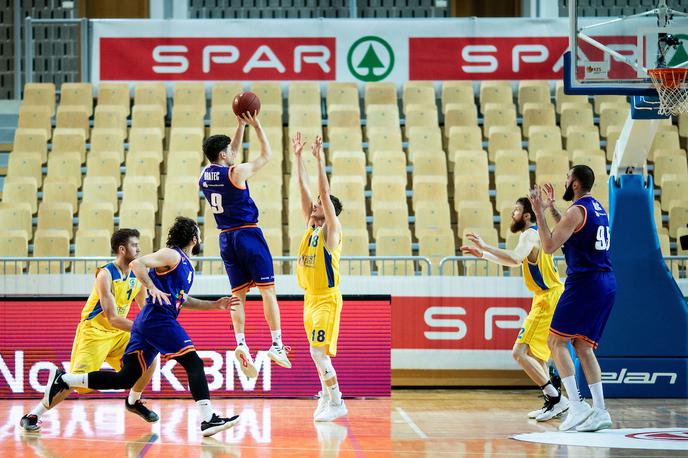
[522,226,564,293]
[297,226,342,294]
[144,247,195,319]
[79,262,141,333]
[562,196,613,276]
[199,164,259,230]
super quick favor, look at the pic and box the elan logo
[601,368,677,385]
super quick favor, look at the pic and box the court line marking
[138,433,159,458]
[395,407,429,439]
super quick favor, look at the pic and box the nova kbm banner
[0,298,390,399]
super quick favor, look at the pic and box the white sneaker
[234,345,257,378]
[528,406,545,419]
[575,407,612,432]
[267,344,292,369]
[536,395,569,422]
[559,400,593,431]
[314,391,330,419]
[314,400,348,422]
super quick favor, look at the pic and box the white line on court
[395,407,429,439]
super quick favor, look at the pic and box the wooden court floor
[1,389,686,457]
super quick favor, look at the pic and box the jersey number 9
[210,193,224,214]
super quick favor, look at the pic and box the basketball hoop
[648,68,688,115]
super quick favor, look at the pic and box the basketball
[232,91,261,117]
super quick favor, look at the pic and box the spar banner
[89,18,593,84]
[0,298,390,399]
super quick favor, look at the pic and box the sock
[30,402,48,417]
[235,332,246,347]
[62,373,88,388]
[196,399,213,422]
[327,382,342,404]
[589,382,606,410]
[319,376,329,399]
[127,390,142,405]
[540,381,559,398]
[561,375,582,404]
[271,329,282,347]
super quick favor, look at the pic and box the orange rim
[648,68,688,89]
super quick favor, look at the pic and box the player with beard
[529,165,616,432]
[461,197,567,421]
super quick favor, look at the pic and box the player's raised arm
[129,248,180,305]
[95,268,133,332]
[293,132,314,225]
[530,186,583,254]
[231,112,272,183]
[229,116,246,158]
[184,295,240,311]
[312,135,342,250]
[460,231,537,267]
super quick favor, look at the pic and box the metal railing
[0,256,433,276]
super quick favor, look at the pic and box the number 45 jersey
[562,195,614,276]
[199,164,259,230]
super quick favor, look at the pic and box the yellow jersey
[80,262,141,332]
[522,227,564,293]
[297,225,342,293]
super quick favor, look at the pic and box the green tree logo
[347,36,394,82]
[666,35,688,67]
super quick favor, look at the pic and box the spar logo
[627,430,688,441]
[347,36,394,82]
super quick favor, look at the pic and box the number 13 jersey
[199,164,259,230]
[562,195,613,276]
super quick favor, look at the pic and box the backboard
[566,0,688,95]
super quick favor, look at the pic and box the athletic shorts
[303,290,343,357]
[550,271,617,349]
[70,321,130,393]
[219,226,275,293]
[516,286,563,361]
[125,305,196,368]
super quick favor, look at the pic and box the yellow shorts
[516,286,563,362]
[70,321,130,393]
[303,290,343,356]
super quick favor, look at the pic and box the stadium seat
[405,104,439,130]
[167,151,203,178]
[479,81,513,111]
[327,105,361,128]
[444,104,479,137]
[46,151,82,187]
[367,128,403,160]
[375,228,414,276]
[407,126,442,159]
[414,201,451,235]
[364,82,397,108]
[91,128,126,164]
[661,176,688,211]
[599,103,630,137]
[454,152,489,185]
[338,202,367,232]
[412,152,448,178]
[42,178,78,209]
[441,81,474,112]
[132,105,165,137]
[341,229,371,275]
[606,125,623,161]
[78,201,115,233]
[593,95,628,115]
[119,201,156,237]
[372,202,408,239]
[560,103,594,138]
[328,127,363,155]
[251,82,282,106]
[521,102,556,138]
[536,152,570,184]
[126,151,162,186]
[160,201,199,246]
[2,177,38,214]
[256,200,283,232]
[650,129,681,160]
[418,227,455,274]
[7,152,42,187]
[31,229,70,274]
[36,201,74,236]
[173,83,206,115]
[288,82,321,108]
[262,228,284,273]
[371,150,407,184]
[669,201,688,238]
[332,151,366,178]
[81,176,118,210]
[572,153,607,184]
[97,82,131,115]
[487,126,522,162]
[679,112,688,142]
[52,128,86,163]
[122,176,159,212]
[169,128,204,159]
[366,105,400,130]
[566,125,600,156]
[59,83,94,117]
[457,200,493,236]
[517,81,551,113]
[555,81,590,114]
[528,125,563,161]
[12,128,48,164]
[164,176,201,212]
[211,82,244,107]
[73,229,111,274]
[412,175,448,212]
[371,176,407,211]
[134,83,167,115]
[289,106,322,132]
[331,175,366,208]
[18,106,52,140]
[22,82,56,116]
[93,105,128,139]
[496,175,531,210]
[326,83,359,108]
[402,84,435,113]
[0,230,29,274]
[447,126,483,162]
[461,227,502,276]
[129,128,164,163]
[0,202,32,239]
[454,175,490,206]
[658,232,679,278]
[482,103,517,138]
[499,203,517,239]
[171,105,205,130]
[654,153,688,187]
[56,106,90,139]
[494,149,529,182]
[86,151,122,187]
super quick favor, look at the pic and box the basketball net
[648,68,688,116]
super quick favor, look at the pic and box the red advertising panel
[409,36,568,80]
[100,37,336,81]
[0,298,390,398]
[392,296,532,350]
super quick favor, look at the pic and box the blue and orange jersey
[199,164,259,230]
[297,226,342,293]
[522,227,564,293]
[80,262,141,332]
[562,196,613,276]
[146,247,195,318]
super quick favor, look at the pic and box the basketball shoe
[234,345,258,378]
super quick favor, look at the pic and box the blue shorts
[550,271,617,348]
[219,226,275,293]
[125,305,195,367]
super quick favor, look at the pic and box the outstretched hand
[460,245,483,258]
[215,296,240,311]
[148,286,171,305]
[465,232,486,249]
[529,185,545,215]
[310,135,323,162]
[292,132,306,157]
[240,111,260,129]
[541,183,555,210]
